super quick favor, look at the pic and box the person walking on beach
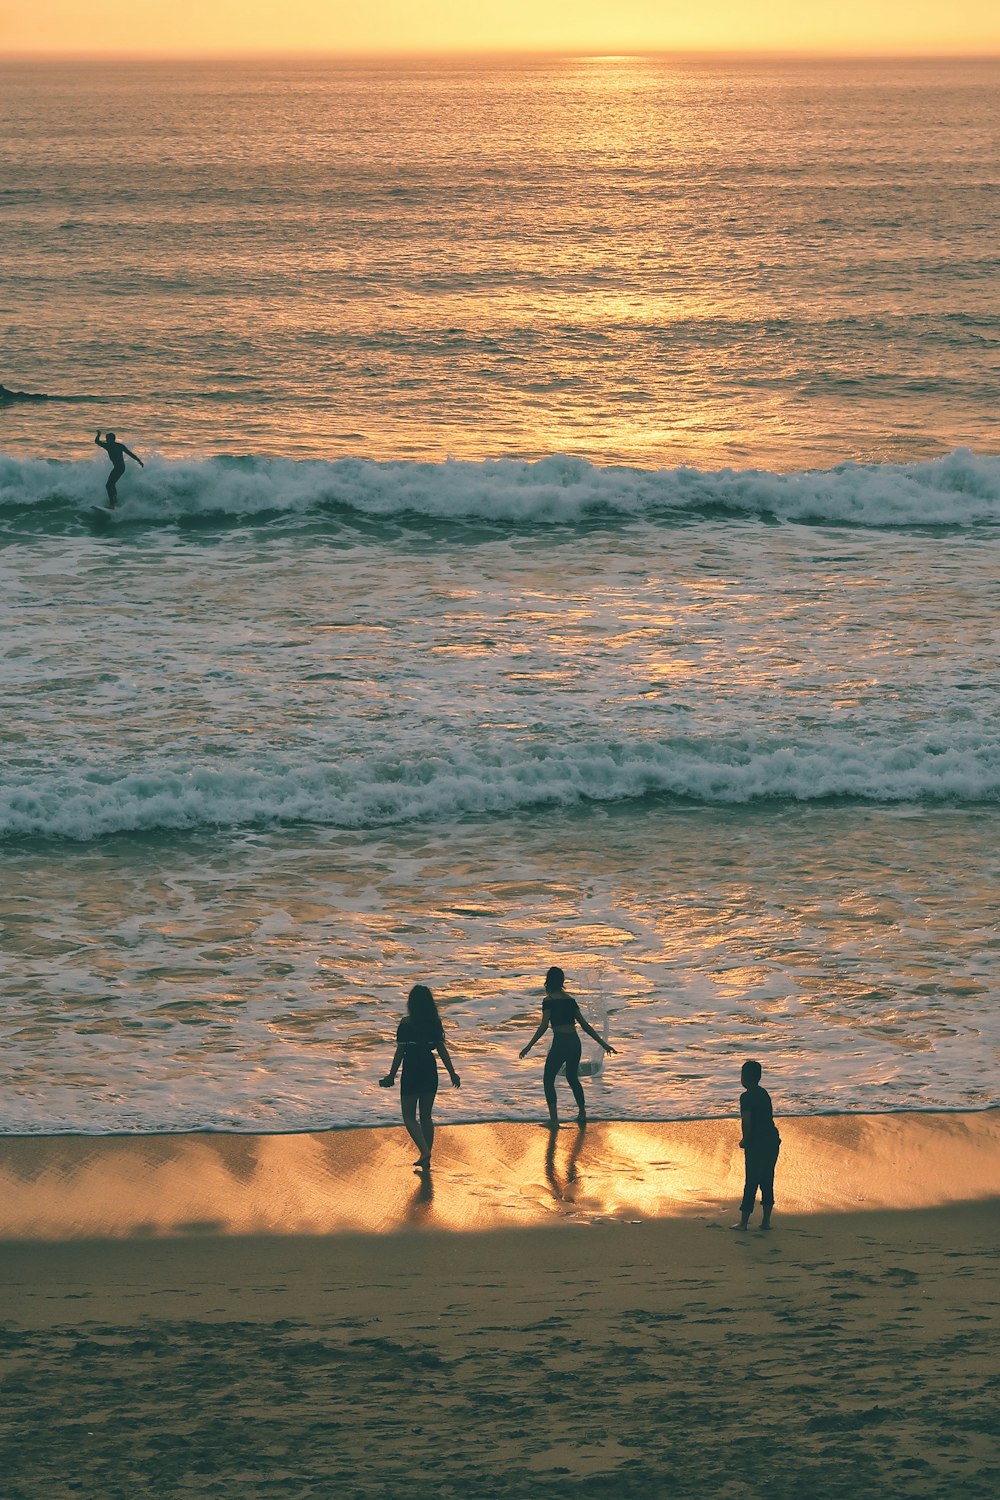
[519,966,615,1128]
[379,984,460,1169]
[732,1058,781,1231]
[95,430,143,508]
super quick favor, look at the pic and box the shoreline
[1,1107,997,1241]
[3,1098,998,1141]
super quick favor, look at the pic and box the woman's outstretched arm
[379,1045,404,1088]
[436,1039,461,1088]
[519,1013,550,1059]
[575,1005,616,1054]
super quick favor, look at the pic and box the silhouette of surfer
[95,430,143,508]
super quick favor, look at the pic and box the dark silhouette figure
[379,984,460,1168]
[519,966,615,1128]
[95,430,143,507]
[732,1058,781,1231]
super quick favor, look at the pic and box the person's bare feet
[730,1221,749,1231]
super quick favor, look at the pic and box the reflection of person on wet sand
[732,1058,781,1232]
[379,984,460,1169]
[519,966,615,1128]
[544,1122,586,1203]
[406,1164,434,1223]
[95,430,143,508]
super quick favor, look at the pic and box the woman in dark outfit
[380,985,460,1168]
[732,1058,781,1231]
[519,966,615,1127]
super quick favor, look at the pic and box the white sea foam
[2,448,999,530]
[4,732,1000,841]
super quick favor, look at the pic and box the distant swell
[4,734,1000,841]
[1,448,999,532]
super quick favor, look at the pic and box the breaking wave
[4,731,1000,842]
[1,447,999,533]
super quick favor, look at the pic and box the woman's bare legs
[564,1051,587,1124]
[400,1094,431,1165]
[542,1050,561,1127]
[417,1092,436,1160]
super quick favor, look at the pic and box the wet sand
[1,1112,998,1498]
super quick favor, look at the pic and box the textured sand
[1,1113,997,1498]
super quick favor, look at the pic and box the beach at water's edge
[0,1109,997,1238]
[1,1112,998,1497]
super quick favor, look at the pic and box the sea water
[1,57,998,1133]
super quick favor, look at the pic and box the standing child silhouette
[732,1059,781,1231]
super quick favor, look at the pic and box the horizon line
[4,47,1000,64]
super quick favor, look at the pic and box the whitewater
[3,448,1000,529]
[3,441,999,1133]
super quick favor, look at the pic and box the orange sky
[3,0,999,56]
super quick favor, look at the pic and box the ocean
[1,55,998,1135]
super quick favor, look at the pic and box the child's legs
[759,1148,778,1209]
[740,1154,761,1216]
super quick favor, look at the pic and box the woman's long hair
[544,966,566,994]
[407,983,444,1042]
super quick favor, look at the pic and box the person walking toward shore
[732,1058,781,1231]
[379,984,460,1169]
[95,430,143,507]
[519,966,615,1128]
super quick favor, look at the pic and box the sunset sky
[4,0,1000,57]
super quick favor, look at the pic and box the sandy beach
[1,1111,998,1497]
